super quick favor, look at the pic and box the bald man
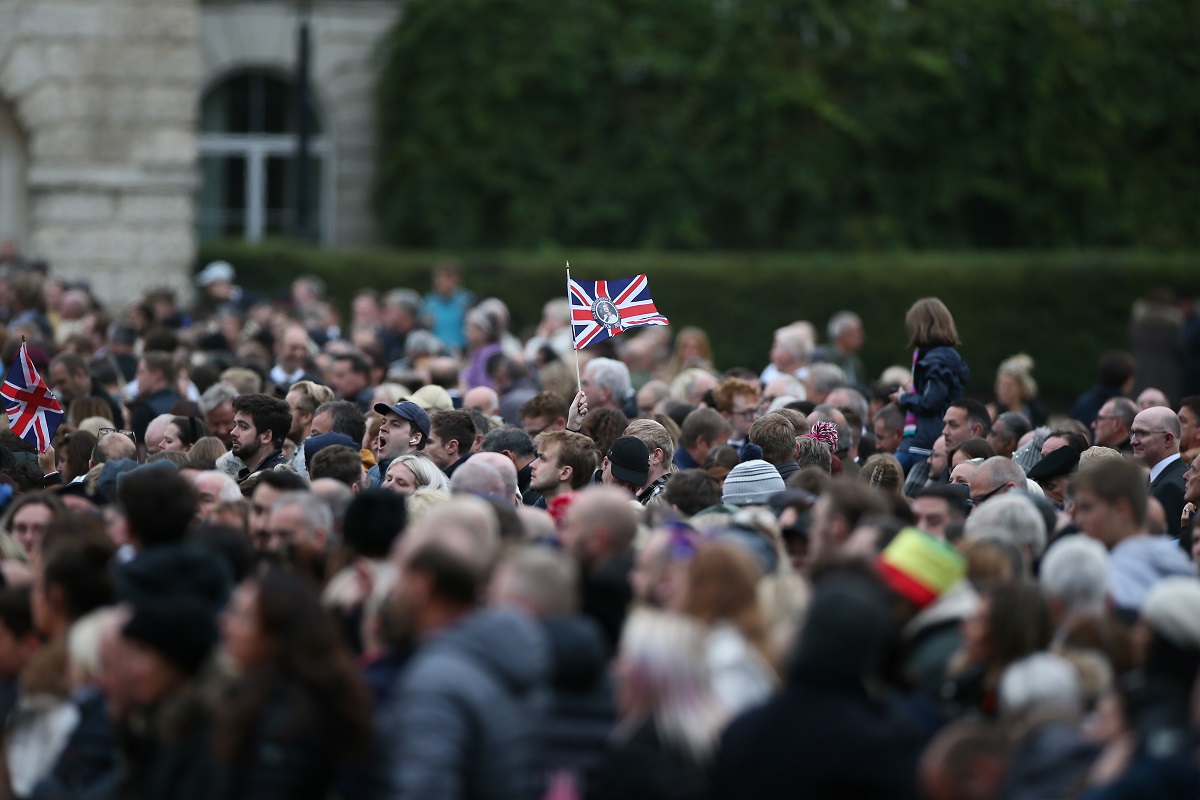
[560,487,638,653]
[451,451,519,505]
[1138,387,1169,411]
[1131,406,1188,539]
[143,413,176,457]
[464,386,501,417]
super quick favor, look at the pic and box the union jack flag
[1,343,63,453]
[568,274,669,350]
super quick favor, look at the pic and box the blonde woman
[989,353,1046,427]
[381,453,450,496]
[590,609,727,800]
[684,541,777,714]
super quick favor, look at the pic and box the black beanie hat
[789,572,892,688]
[117,544,231,607]
[118,544,232,675]
[343,488,407,560]
[123,596,222,675]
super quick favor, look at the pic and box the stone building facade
[0,0,201,305]
[0,0,399,308]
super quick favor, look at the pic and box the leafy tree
[374,0,1200,249]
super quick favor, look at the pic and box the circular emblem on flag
[591,298,621,329]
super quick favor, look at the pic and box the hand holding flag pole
[566,262,582,393]
[565,261,589,428]
[565,261,670,426]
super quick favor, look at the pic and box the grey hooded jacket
[374,608,550,800]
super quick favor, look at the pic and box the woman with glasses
[158,416,210,455]
[2,493,66,562]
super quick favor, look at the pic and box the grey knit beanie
[721,459,785,506]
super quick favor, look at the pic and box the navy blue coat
[896,346,969,453]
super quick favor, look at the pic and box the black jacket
[712,572,922,800]
[1150,457,1188,538]
[775,460,801,482]
[581,553,633,656]
[223,682,337,800]
[118,678,221,800]
[588,721,708,800]
[543,616,615,784]
[30,685,119,798]
[712,682,921,800]
[238,449,289,483]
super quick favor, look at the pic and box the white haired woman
[589,609,727,800]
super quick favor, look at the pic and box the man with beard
[230,394,292,483]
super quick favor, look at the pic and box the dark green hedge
[197,241,1199,408]
[373,0,1200,250]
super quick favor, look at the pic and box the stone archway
[0,99,27,251]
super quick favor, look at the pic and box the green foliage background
[198,241,1198,407]
[373,0,1200,250]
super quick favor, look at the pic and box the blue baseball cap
[374,400,431,439]
[304,432,359,472]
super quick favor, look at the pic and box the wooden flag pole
[566,261,582,394]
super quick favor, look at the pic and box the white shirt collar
[1149,452,1181,483]
[270,365,305,385]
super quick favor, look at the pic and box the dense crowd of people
[0,251,1196,798]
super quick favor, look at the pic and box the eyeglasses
[970,484,1006,505]
[1129,428,1168,440]
[99,427,136,444]
[730,409,759,420]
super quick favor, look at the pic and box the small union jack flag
[568,274,670,350]
[1,343,63,453]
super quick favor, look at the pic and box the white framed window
[197,70,333,243]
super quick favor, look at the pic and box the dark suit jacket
[1151,456,1189,538]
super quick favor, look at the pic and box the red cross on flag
[1,343,63,453]
[568,274,670,350]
